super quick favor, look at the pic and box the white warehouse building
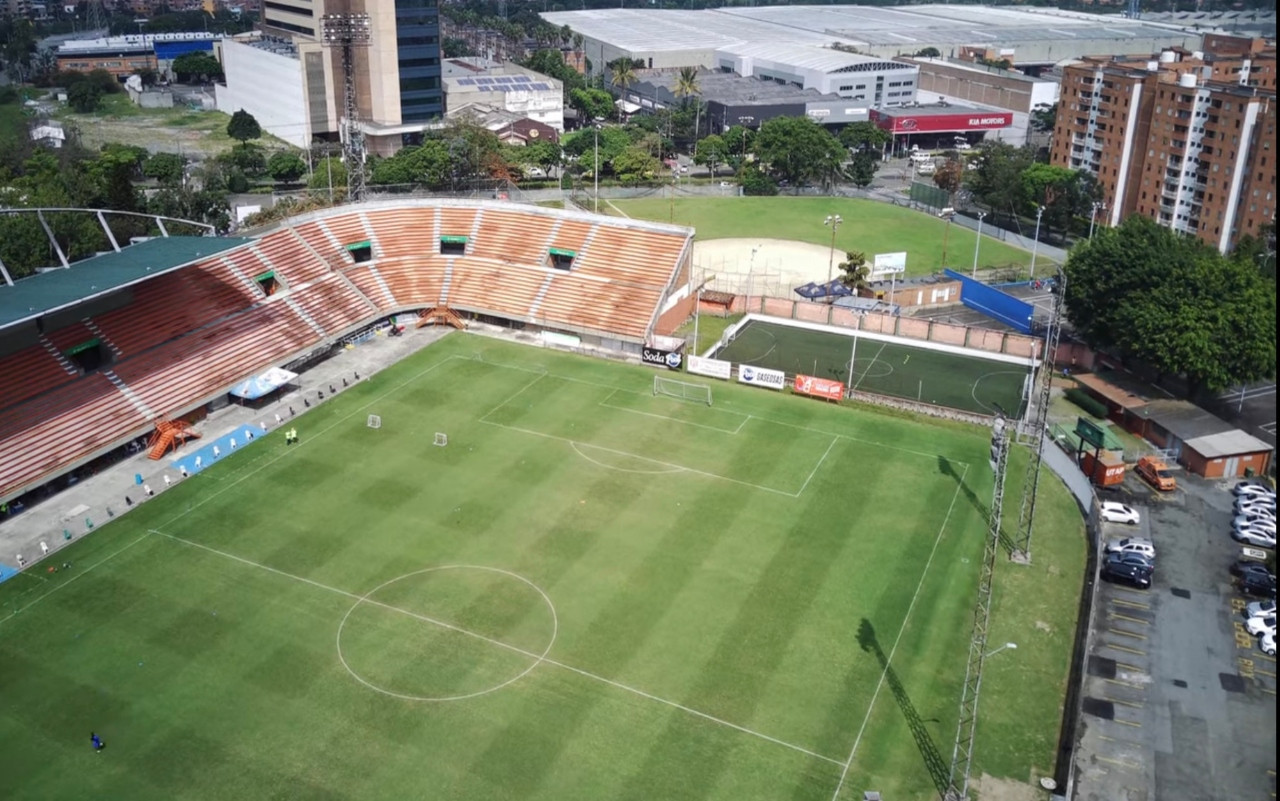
[714,43,918,106]
[215,36,333,149]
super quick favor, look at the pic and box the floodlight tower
[321,13,372,203]
[946,412,1010,801]
[1010,268,1067,563]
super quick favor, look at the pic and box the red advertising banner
[869,109,1012,134]
[794,374,844,402]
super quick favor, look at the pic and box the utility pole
[824,214,843,285]
[321,13,372,203]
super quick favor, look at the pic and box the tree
[837,251,871,294]
[222,142,266,176]
[1030,103,1058,134]
[839,121,890,153]
[267,151,307,183]
[608,58,636,93]
[738,163,778,196]
[171,51,223,82]
[569,87,613,122]
[724,124,755,161]
[847,150,879,188]
[673,66,702,141]
[610,145,661,183]
[753,116,846,189]
[67,81,102,113]
[1063,216,1276,392]
[913,47,942,58]
[442,37,475,58]
[694,134,729,177]
[1022,163,1093,243]
[308,156,348,193]
[143,152,186,186]
[966,141,1034,224]
[933,158,964,196]
[226,109,262,144]
[520,139,561,171]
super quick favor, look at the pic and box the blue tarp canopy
[794,280,853,300]
[229,367,298,400]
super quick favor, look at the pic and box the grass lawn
[674,313,742,356]
[0,333,1083,800]
[712,319,1030,417]
[53,93,288,154]
[612,197,1035,277]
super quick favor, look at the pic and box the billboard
[795,374,844,402]
[688,355,732,380]
[641,346,683,370]
[870,109,1013,134]
[872,252,907,278]
[737,365,786,390]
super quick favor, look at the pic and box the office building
[1050,36,1276,252]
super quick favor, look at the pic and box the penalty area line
[147,528,841,767]
[0,531,151,628]
[827,464,970,801]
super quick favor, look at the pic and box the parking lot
[1073,474,1276,800]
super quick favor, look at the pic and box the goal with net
[367,414,382,429]
[653,375,713,406]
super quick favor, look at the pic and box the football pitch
[0,334,1084,800]
[712,319,1031,417]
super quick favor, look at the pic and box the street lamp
[737,115,754,157]
[1029,205,1044,280]
[1088,201,1106,239]
[824,214,843,285]
[985,642,1017,659]
[971,211,987,278]
[592,120,603,214]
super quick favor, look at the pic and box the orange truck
[1081,450,1126,487]
[1135,455,1177,491]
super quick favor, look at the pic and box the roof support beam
[37,210,71,269]
[97,210,122,252]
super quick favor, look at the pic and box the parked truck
[1081,450,1126,488]
[1135,455,1177,492]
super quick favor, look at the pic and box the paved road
[1073,474,1276,800]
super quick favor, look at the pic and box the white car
[1233,526,1277,548]
[1236,502,1276,520]
[1246,599,1277,619]
[1262,632,1277,657]
[1234,515,1277,534]
[1100,502,1140,525]
[1233,481,1276,499]
[1246,615,1277,637]
[1104,537,1156,559]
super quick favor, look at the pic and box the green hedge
[1063,387,1108,420]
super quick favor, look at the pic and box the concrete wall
[216,40,308,148]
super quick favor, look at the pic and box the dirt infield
[692,238,836,298]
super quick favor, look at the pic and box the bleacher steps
[221,256,263,297]
[82,319,122,359]
[103,370,156,419]
[467,211,485,255]
[357,213,378,257]
[576,223,601,262]
[526,273,557,318]
[364,265,398,308]
[440,259,455,305]
[285,297,326,337]
[314,219,344,252]
[39,336,80,375]
[537,219,564,264]
[432,207,442,247]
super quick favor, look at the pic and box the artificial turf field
[610,197,1037,277]
[712,319,1030,417]
[0,334,1084,801]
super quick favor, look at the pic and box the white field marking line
[827,465,970,801]
[477,370,548,423]
[794,437,839,498]
[0,531,151,628]
[969,369,1028,416]
[598,388,750,435]
[569,441,685,475]
[149,528,842,766]
[468,355,970,466]
[152,354,462,532]
[733,414,753,435]
[604,199,630,218]
[851,340,890,394]
[482,419,798,497]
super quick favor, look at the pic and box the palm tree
[609,58,637,93]
[837,251,871,295]
[673,66,703,141]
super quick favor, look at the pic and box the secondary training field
[611,197,1035,277]
[0,334,1083,801]
[712,319,1031,417]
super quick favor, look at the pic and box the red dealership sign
[794,374,844,402]
[869,109,1012,134]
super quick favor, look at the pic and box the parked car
[1231,560,1275,581]
[1246,599,1277,619]
[1102,552,1153,588]
[1100,501,1141,525]
[1240,571,1278,598]
[1233,515,1277,534]
[1262,632,1277,656]
[1235,500,1276,519]
[1235,529,1277,549]
[1135,456,1176,491]
[1104,537,1156,559]
[1233,481,1276,499]
[1246,615,1277,637]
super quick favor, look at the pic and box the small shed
[1131,399,1272,479]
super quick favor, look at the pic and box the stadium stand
[0,199,692,502]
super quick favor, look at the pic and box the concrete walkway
[0,325,452,574]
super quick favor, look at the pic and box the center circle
[336,565,558,702]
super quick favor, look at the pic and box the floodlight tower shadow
[937,455,1014,555]
[856,619,949,795]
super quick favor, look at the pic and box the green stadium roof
[0,236,253,329]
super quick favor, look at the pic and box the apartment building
[1051,36,1276,253]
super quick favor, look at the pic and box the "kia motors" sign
[869,109,1012,134]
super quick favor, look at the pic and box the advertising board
[795,374,845,402]
[737,365,786,390]
[872,252,907,278]
[641,346,683,370]
[688,355,732,380]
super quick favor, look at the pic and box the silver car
[1104,537,1156,560]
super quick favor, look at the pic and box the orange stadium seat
[253,230,332,286]
[0,344,79,410]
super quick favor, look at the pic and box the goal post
[434,432,448,447]
[653,375,713,406]
[367,414,382,429]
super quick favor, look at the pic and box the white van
[916,161,936,175]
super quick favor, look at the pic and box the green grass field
[713,319,1030,417]
[611,197,1035,277]
[0,334,1083,800]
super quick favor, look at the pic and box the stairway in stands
[39,336,80,376]
[103,370,156,419]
